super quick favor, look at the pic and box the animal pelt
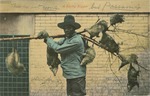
[127,64,140,92]
[81,46,96,66]
[47,46,61,76]
[84,21,102,39]
[5,48,26,76]
[110,14,124,26]
[99,32,119,54]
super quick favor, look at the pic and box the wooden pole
[0,30,86,41]
[0,35,65,41]
[0,36,37,41]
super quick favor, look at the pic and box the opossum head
[10,63,26,76]
[49,66,58,76]
[81,56,94,65]
[17,63,26,71]
[127,82,139,92]
[19,63,26,69]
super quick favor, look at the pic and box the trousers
[66,76,86,96]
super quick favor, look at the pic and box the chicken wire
[0,35,29,96]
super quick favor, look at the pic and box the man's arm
[45,37,81,54]
[37,31,81,54]
[56,38,66,45]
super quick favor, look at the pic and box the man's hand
[37,30,49,39]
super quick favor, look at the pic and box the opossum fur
[127,64,139,92]
[47,46,61,76]
[81,47,96,65]
[5,48,26,76]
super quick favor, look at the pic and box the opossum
[5,48,26,76]
[119,54,138,70]
[127,64,140,92]
[47,46,61,76]
[99,32,119,54]
[110,14,124,26]
[84,21,102,39]
[81,46,96,66]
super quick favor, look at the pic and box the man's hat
[57,15,81,29]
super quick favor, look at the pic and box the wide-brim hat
[57,15,81,30]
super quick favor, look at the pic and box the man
[38,15,86,96]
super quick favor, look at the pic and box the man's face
[63,25,75,37]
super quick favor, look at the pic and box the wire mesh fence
[0,35,29,96]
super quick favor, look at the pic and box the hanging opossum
[99,32,119,54]
[84,20,107,39]
[119,54,138,70]
[127,64,140,92]
[81,46,96,66]
[47,46,61,76]
[5,47,26,76]
[110,14,124,26]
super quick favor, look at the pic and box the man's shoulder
[71,34,83,44]
[72,34,82,41]
[67,34,83,44]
